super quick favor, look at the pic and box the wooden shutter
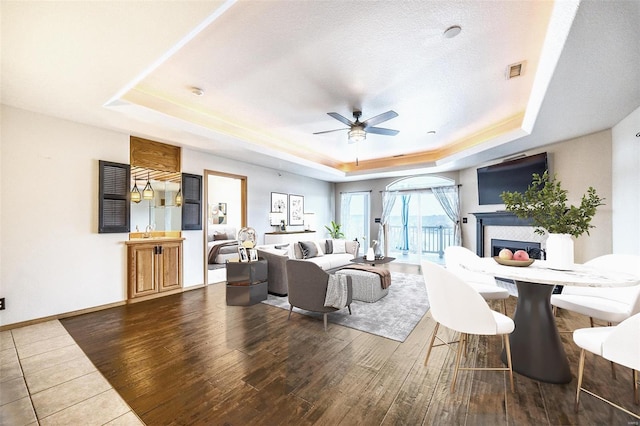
[99,160,130,233]
[181,173,202,230]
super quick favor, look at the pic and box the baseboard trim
[0,284,209,331]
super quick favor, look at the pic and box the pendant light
[175,189,183,207]
[142,172,154,200]
[130,176,142,204]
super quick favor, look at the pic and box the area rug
[262,272,430,342]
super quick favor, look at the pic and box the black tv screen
[477,152,548,205]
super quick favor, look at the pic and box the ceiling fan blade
[313,128,349,135]
[365,127,399,136]
[362,110,398,127]
[327,112,354,126]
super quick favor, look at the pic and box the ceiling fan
[313,110,399,143]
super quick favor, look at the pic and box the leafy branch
[500,171,604,238]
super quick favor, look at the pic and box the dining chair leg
[288,305,293,320]
[575,349,586,412]
[502,299,508,316]
[553,305,557,316]
[634,369,638,405]
[450,333,466,393]
[503,334,514,393]
[589,317,595,328]
[348,305,352,315]
[424,322,440,366]
[323,313,328,331]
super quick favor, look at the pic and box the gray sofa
[257,239,359,296]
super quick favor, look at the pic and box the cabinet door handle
[154,246,158,255]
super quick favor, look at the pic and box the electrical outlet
[0,298,5,310]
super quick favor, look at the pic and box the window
[340,192,370,245]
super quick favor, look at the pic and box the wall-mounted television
[477,152,548,205]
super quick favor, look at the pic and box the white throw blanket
[324,274,349,309]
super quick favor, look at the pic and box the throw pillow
[325,239,333,254]
[314,241,324,257]
[213,233,227,241]
[298,241,318,259]
[332,239,346,254]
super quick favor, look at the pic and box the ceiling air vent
[506,61,525,80]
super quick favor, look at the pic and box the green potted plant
[325,220,345,239]
[500,171,604,268]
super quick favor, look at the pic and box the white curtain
[432,185,461,245]
[379,191,398,256]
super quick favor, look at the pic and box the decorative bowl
[493,256,535,267]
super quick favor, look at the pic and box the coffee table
[350,256,395,267]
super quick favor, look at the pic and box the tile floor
[0,320,143,425]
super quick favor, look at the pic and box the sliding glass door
[340,191,370,254]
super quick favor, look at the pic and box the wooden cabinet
[126,238,184,299]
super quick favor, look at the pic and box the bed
[207,226,239,268]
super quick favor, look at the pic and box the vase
[545,233,574,269]
[373,241,383,259]
[366,247,375,261]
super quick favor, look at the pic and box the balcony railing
[388,225,455,258]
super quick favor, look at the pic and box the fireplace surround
[472,211,537,257]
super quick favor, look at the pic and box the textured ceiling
[2,0,639,182]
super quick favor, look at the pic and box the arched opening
[385,175,457,265]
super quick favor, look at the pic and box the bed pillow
[298,241,318,259]
[332,239,346,254]
[213,233,228,241]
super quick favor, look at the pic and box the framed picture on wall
[289,194,304,226]
[271,192,288,224]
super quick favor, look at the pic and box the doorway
[204,170,247,284]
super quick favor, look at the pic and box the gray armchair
[286,259,353,331]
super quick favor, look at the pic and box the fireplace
[471,211,544,257]
[491,238,544,260]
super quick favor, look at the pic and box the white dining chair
[421,260,515,393]
[573,312,640,419]
[444,246,511,315]
[551,254,640,328]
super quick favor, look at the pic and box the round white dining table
[465,258,640,384]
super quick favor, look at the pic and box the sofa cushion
[333,239,346,254]
[325,239,333,254]
[299,241,319,259]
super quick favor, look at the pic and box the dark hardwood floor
[61,263,639,425]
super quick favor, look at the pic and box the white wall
[459,130,613,263]
[612,105,640,255]
[1,105,334,326]
[1,105,130,326]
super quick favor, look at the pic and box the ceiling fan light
[348,128,366,142]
